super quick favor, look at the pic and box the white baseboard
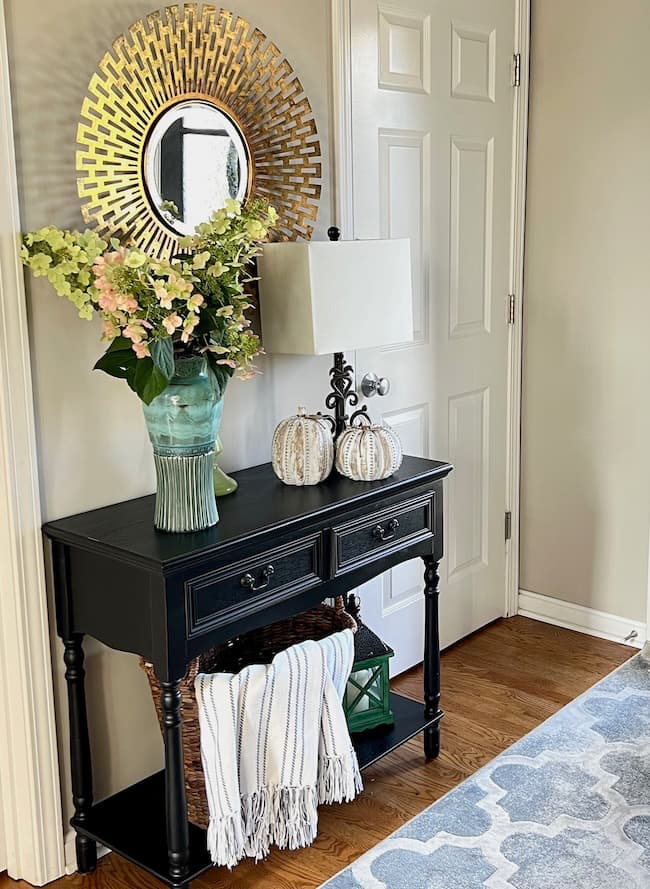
[64,830,110,876]
[518,589,646,649]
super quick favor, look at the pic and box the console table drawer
[186,533,324,638]
[332,494,434,576]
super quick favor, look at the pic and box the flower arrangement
[21,198,276,403]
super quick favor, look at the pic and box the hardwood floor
[0,617,633,889]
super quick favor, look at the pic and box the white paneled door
[344,0,518,672]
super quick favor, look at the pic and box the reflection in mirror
[145,100,249,235]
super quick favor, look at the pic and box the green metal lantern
[344,594,394,733]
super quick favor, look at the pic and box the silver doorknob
[361,372,391,398]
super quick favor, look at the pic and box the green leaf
[95,342,168,404]
[133,358,169,405]
[205,352,232,400]
[106,335,132,353]
[196,308,223,336]
[150,338,175,380]
[94,345,136,380]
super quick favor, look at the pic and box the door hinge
[513,52,521,87]
[508,293,516,325]
[505,511,512,542]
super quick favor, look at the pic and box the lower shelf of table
[75,692,441,887]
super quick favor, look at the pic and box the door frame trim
[330,0,531,619]
[505,0,530,615]
[0,1,66,882]
[331,0,355,240]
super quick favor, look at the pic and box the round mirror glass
[144,100,249,236]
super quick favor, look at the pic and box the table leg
[63,635,97,873]
[160,680,191,885]
[423,555,442,760]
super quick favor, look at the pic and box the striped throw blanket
[195,629,362,867]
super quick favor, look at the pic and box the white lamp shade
[258,238,413,355]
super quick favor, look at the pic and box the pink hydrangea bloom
[155,285,173,310]
[101,319,119,340]
[132,342,150,359]
[107,249,126,264]
[180,314,199,343]
[118,295,139,314]
[98,291,118,312]
[123,323,146,344]
[162,312,183,335]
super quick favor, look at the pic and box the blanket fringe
[207,765,362,867]
[206,808,245,868]
[271,785,319,851]
[318,747,363,805]
[242,786,271,860]
[239,785,320,860]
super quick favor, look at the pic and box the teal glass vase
[142,356,223,532]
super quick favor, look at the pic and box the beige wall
[5,0,333,824]
[520,0,650,620]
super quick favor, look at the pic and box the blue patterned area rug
[323,649,650,889]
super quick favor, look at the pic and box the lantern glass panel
[346,666,383,714]
[344,654,394,733]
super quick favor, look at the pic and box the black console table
[44,455,452,888]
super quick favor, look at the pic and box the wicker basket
[141,598,356,829]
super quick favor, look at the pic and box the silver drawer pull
[240,564,275,592]
[373,518,400,542]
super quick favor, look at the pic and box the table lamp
[258,228,413,437]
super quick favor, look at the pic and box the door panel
[348,0,516,670]
[447,387,489,579]
[449,136,494,338]
[379,129,430,342]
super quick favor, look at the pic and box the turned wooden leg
[423,556,442,760]
[63,635,97,874]
[161,680,191,884]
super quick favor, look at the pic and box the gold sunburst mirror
[76,4,322,257]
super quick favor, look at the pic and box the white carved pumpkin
[272,407,334,486]
[335,415,403,481]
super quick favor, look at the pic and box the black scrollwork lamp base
[324,226,368,438]
[326,352,367,438]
